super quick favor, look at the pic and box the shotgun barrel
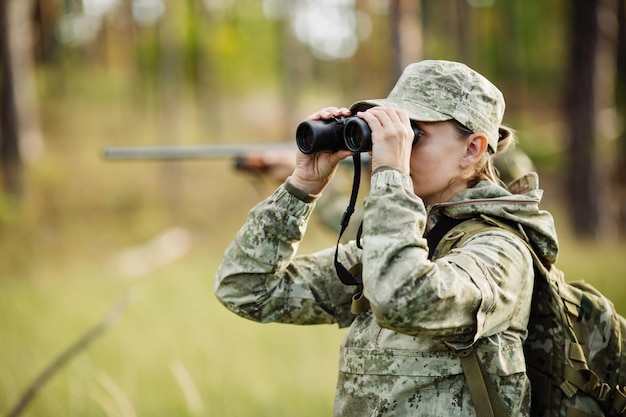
[101,143,294,161]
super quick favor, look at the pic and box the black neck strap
[332,155,465,286]
[425,215,466,259]
[333,153,363,286]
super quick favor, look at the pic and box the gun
[102,142,370,171]
[102,142,294,165]
[102,142,372,218]
[101,143,295,160]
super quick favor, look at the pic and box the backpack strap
[433,215,532,417]
[612,386,626,416]
[435,216,622,417]
[445,342,512,417]
[431,214,532,264]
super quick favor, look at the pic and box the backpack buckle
[560,380,578,398]
[581,369,612,402]
[592,382,611,402]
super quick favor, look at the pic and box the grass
[2,68,626,416]
[0,251,346,417]
[0,72,348,416]
[4,195,626,417]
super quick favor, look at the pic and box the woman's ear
[462,133,488,166]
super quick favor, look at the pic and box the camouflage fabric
[430,216,615,417]
[414,174,626,417]
[350,60,507,152]
[215,169,559,416]
[524,270,626,417]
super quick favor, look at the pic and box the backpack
[431,215,626,417]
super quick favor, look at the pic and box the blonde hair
[452,121,516,187]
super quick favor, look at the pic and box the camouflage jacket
[215,168,559,416]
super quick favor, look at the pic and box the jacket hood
[428,173,559,265]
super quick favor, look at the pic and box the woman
[215,60,558,416]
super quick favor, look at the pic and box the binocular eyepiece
[296,116,420,154]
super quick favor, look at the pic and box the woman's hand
[356,107,414,175]
[289,107,354,195]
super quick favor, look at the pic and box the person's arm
[236,147,298,184]
[214,181,359,327]
[361,168,534,342]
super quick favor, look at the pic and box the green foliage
[3,2,625,415]
[202,1,283,94]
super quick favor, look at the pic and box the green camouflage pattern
[524,272,626,417]
[431,184,626,417]
[215,170,558,416]
[351,60,506,152]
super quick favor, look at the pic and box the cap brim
[350,99,452,123]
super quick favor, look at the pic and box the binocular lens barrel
[343,118,372,153]
[296,119,348,154]
[295,116,421,154]
[295,122,316,154]
[296,116,372,154]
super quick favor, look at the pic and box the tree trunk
[390,0,423,80]
[9,0,43,164]
[158,4,183,212]
[278,5,308,139]
[564,0,602,239]
[614,0,626,237]
[0,0,23,198]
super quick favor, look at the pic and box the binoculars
[296,116,420,154]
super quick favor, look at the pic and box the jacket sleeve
[214,182,359,328]
[361,168,534,343]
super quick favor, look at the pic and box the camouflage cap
[350,60,507,153]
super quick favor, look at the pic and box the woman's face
[409,121,470,206]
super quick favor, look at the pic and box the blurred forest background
[1,0,626,416]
